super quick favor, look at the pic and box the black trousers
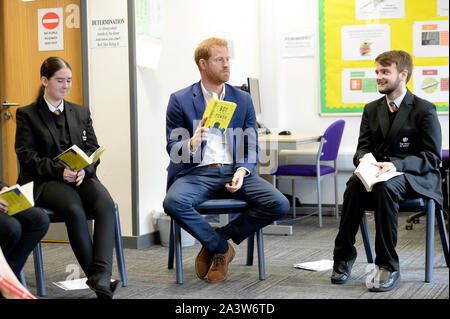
[333,174,417,272]
[36,177,115,278]
[0,207,49,277]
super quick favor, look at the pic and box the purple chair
[271,120,345,227]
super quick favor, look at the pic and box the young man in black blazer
[331,50,443,292]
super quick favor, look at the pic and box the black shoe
[368,266,400,292]
[331,255,356,284]
[87,275,121,299]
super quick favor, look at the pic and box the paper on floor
[53,278,89,290]
[293,259,333,272]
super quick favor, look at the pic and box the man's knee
[270,193,290,220]
[163,193,191,217]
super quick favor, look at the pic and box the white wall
[86,0,133,235]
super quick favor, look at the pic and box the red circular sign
[42,12,60,30]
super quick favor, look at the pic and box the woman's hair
[194,37,228,70]
[375,50,413,83]
[37,56,72,100]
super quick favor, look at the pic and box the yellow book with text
[202,97,237,133]
[54,145,105,172]
[0,182,34,216]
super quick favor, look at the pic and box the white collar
[200,81,226,101]
[386,90,406,112]
[44,97,64,113]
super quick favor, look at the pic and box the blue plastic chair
[359,198,449,282]
[30,203,127,296]
[167,199,265,284]
[271,120,346,227]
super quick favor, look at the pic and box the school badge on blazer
[400,137,410,148]
[82,130,87,141]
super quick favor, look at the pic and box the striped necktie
[388,101,398,112]
[53,109,61,115]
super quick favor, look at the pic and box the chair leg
[19,270,27,288]
[168,218,175,269]
[174,222,183,284]
[360,214,374,264]
[246,233,255,266]
[292,180,296,218]
[334,167,339,218]
[33,242,46,297]
[113,204,127,287]
[436,209,449,267]
[317,174,322,227]
[256,229,265,280]
[425,200,436,282]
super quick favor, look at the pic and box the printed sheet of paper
[413,66,449,103]
[355,0,405,20]
[413,20,449,57]
[342,68,383,104]
[341,24,390,61]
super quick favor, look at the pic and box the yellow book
[54,145,105,172]
[0,182,34,216]
[202,97,237,133]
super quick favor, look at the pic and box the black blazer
[354,89,443,207]
[15,98,100,200]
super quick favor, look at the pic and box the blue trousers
[163,166,289,253]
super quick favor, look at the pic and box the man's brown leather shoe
[206,243,235,283]
[195,247,214,279]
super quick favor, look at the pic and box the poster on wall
[281,32,315,58]
[355,0,405,20]
[341,24,390,61]
[341,68,382,104]
[38,8,64,51]
[413,66,449,103]
[413,20,449,57]
[437,0,449,17]
[91,17,128,48]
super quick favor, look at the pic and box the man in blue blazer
[163,38,289,283]
[331,50,443,292]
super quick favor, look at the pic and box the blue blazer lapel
[192,81,206,119]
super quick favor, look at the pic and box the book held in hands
[0,182,34,216]
[54,145,105,172]
[202,96,237,134]
[354,153,404,192]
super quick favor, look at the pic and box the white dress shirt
[196,82,233,167]
[44,97,64,114]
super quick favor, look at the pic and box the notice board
[319,0,449,115]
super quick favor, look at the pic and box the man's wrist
[236,167,250,177]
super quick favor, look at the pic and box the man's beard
[378,77,402,95]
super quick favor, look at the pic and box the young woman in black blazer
[15,57,120,299]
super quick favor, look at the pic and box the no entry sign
[42,11,60,30]
[38,8,64,51]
